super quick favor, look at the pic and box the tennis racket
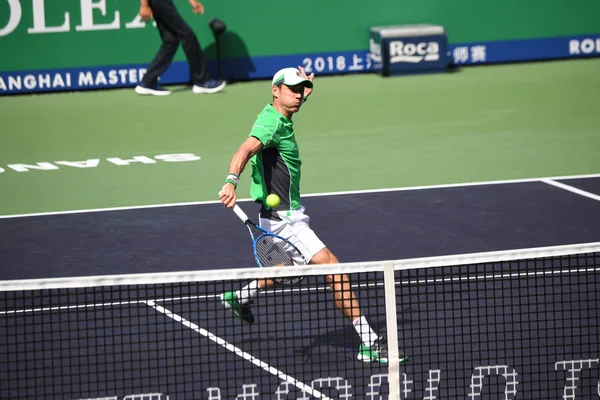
[232,204,306,285]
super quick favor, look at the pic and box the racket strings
[255,235,304,285]
[255,235,296,266]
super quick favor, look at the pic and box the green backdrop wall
[1,0,599,72]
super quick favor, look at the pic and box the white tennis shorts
[259,206,326,263]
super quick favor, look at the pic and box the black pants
[142,0,210,86]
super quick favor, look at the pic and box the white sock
[352,315,378,347]
[236,280,259,304]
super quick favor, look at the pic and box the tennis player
[218,67,407,364]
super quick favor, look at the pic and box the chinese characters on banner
[452,45,487,64]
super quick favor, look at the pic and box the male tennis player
[218,67,407,364]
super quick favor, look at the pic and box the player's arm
[228,136,263,177]
[219,137,264,208]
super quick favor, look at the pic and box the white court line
[541,179,600,202]
[1,173,599,219]
[0,293,332,399]
[0,295,216,315]
[0,287,333,315]
[398,266,600,286]
[144,300,332,400]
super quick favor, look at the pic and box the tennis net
[1,242,598,400]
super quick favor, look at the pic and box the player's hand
[219,183,237,208]
[298,66,314,99]
[189,0,204,14]
[139,5,153,21]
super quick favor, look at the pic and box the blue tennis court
[1,174,599,279]
[1,174,599,399]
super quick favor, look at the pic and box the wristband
[226,173,239,188]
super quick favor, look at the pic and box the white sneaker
[193,79,226,94]
[135,84,171,96]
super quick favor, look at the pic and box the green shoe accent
[357,336,409,364]
[357,343,388,364]
[221,291,255,324]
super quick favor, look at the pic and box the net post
[383,261,401,399]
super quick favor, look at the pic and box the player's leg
[310,248,361,321]
[280,209,399,363]
[221,211,284,323]
[310,247,391,363]
[221,276,273,324]
[221,213,281,324]
[220,287,257,325]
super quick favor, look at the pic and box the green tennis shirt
[248,104,302,210]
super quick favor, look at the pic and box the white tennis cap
[271,67,313,88]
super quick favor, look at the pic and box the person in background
[136,0,225,96]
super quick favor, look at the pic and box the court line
[0,294,332,399]
[145,300,332,400]
[1,173,599,219]
[541,179,600,202]
[399,266,600,286]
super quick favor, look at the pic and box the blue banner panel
[1,34,599,94]
[448,34,600,65]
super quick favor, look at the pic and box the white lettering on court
[555,359,600,400]
[154,154,201,162]
[54,160,101,168]
[0,153,202,174]
[469,365,519,399]
[106,156,157,166]
[7,163,59,172]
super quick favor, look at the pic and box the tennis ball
[265,194,280,208]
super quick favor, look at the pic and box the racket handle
[232,204,250,222]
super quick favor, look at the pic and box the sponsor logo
[389,40,440,64]
[569,38,600,55]
[0,68,147,93]
[0,0,150,38]
[368,38,382,63]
